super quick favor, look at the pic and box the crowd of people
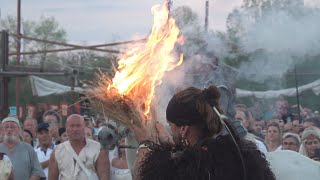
[0,87,319,180]
[0,111,132,180]
[235,97,320,161]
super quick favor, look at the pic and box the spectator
[235,105,267,153]
[85,127,93,140]
[299,126,320,161]
[281,132,301,152]
[111,138,132,180]
[23,129,34,147]
[283,121,293,133]
[235,105,251,129]
[250,119,265,139]
[57,128,68,144]
[23,118,38,147]
[43,110,61,144]
[49,114,109,180]
[292,119,303,134]
[84,116,94,129]
[303,117,320,129]
[35,123,55,178]
[0,116,45,179]
[268,118,285,131]
[274,97,290,123]
[265,122,282,152]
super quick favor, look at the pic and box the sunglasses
[305,140,320,146]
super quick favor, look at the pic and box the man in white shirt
[35,123,55,178]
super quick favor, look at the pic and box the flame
[108,3,183,117]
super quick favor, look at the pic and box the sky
[0,0,243,43]
[0,0,319,44]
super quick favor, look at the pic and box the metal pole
[205,0,209,32]
[294,65,302,123]
[0,31,9,119]
[16,0,21,116]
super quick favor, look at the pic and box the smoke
[153,6,233,124]
[237,7,320,85]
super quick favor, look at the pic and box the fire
[108,3,183,117]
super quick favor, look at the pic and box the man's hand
[155,122,174,144]
[128,119,153,144]
[40,160,49,169]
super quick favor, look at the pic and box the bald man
[49,114,109,180]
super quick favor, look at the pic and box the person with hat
[299,126,320,161]
[0,116,45,180]
[281,132,301,152]
[129,86,275,180]
[35,123,55,178]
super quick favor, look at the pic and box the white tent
[236,79,320,98]
[29,76,83,97]
[29,76,320,98]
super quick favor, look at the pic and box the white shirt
[255,139,268,154]
[35,144,55,178]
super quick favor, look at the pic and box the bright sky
[0,0,243,43]
[0,0,318,43]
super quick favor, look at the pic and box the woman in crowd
[22,129,34,147]
[281,132,301,152]
[55,127,68,144]
[111,138,132,180]
[130,86,275,180]
[265,122,282,152]
[299,126,320,161]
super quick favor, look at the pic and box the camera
[97,123,130,150]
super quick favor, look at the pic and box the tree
[29,16,67,70]
[0,15,66,68]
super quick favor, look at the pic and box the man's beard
[0,134,3,143]
[4,134,19,143]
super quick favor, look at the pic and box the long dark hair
[138,86,276,180]
[23,129,34,147]
[166,86,223,138]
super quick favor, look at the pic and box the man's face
[44,115,59,138]
[267,126,280,142]
[44,115,59,126]
[37,130,52,146]
[168,121,183,146]
[292,120,302,133]
[66,116,85,141]
[284,122,293,133]
[3,122,20,143]
[252,120,264,134]
[276,100,288,116]
[235,110,250,129]
[282,137,299,152]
